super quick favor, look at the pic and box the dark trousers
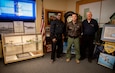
[80,35,95,59]
[51,38,63,61]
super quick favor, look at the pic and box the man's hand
[52,38,57,42]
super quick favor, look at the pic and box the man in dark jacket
[66,13,82,64]
[81,11,99,63]
[50,12,66,63]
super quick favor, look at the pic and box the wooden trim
[76,0,102,14]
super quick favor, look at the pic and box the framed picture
[98,53,115,69]
[47,12,57,25]
[24,22,36,34]
[84,8,89,20]
[13,21,24,33]
[0,22,14,33]
[101,24,115,42]
[45,9,63,26]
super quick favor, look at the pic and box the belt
[69,36,78,39]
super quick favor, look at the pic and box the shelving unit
[45,26,52,52]
[2,33,44,64]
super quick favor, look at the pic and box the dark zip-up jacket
[50,19,66,39]
[82,19,99,36]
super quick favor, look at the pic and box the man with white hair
[81,11,99,63]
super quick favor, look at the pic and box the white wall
[79,2,101,21]
[43,0,80,12]
[79,0,115,27]
[100,0,115,24]
[44,0,67,11]
[66,0,80,12]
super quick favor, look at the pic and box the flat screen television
[0,0,36,21]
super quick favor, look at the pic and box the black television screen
[0,0,36,21]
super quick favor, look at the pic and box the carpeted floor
[0,53,114,73]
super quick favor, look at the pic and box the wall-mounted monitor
[0,0,36,21]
